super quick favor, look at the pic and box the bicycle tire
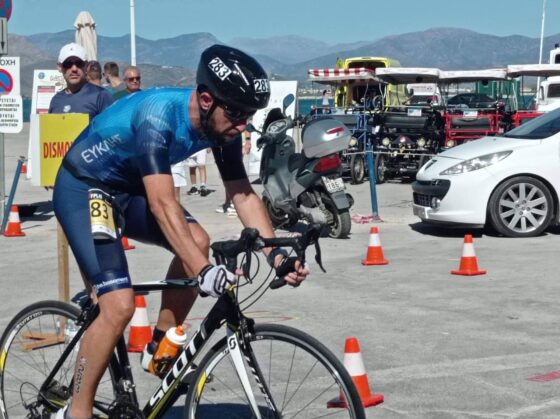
[0,300,120,419]
[184,323,366,419]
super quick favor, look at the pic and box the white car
[412,107,560,237]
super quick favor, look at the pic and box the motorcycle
[250,95,354,239]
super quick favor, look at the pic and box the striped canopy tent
[307,68,380,85]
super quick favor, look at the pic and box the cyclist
[53,44,309,419]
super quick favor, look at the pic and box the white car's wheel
[488,176,554,237]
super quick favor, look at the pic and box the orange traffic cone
[451,234,486,276]
[127,295,152,352]
[3,205,25,237]
[361,227,388,265]
[121,236,136,251]
[327,337,384,408]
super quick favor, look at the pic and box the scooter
[250,95,354,239]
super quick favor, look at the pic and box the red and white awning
[307,67,379,84]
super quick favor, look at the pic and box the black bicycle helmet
[197,44,270,112]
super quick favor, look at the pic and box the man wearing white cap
[49,42,114,120]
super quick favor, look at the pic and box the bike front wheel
[184,323,366,419]
[0,301,119,419]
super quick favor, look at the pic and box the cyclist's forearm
[143,174,209,275]
[152,200,209,275]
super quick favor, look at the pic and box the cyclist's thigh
[117,193,200,251]
[53,166,131,297]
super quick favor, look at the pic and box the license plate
[463,110,478,119]
[412,204,429,219]
[322,176,345,193]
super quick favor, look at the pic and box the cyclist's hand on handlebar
[197,264,237,297]
[275,257,310,287]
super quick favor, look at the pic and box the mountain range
[10,27,560,97]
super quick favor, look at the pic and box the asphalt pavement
[2,124,560,418]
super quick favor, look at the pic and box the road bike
[0,225,366,418]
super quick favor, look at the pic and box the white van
[536,45,560,112]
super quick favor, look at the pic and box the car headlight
[440,151,512,175]
[382,137,391,146]
[417,137,426,147]
[445,139,456,148]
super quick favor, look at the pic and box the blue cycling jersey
[63,87,219,191]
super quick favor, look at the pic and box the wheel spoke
[528,196,546,208]
[518,183,527,200]
[499,199,516,209]
[500,209,515,218]
[506,188,518,201]
[507,213,522,229]
[526,186,538,201]
[531,208,547,216]
[525,212,540,228]
[520,216,527,231]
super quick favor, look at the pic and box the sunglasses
[62,59,85,70]
[126,76,141,82]
[217,100,255,122]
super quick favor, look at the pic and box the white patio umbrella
[74,11,97,61]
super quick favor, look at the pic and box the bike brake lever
[314,241,326,273]
[242,250,252,283]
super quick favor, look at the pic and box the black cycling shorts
[53,166,197,297]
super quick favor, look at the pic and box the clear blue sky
[10,0,559,44]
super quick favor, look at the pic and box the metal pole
[537,0,546,88]
[366,142,381,221]
[0,133,4,230]
[130,0,137,65]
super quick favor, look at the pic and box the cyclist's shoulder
[131,87,194,121]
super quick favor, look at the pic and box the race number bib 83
[88,188,117,240]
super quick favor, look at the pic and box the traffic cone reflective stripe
[3,205,25,237]
[121,236,136,251]
[327,337,384,408]
[361,227,388,265]
[451,234,486,276]
[127,295,152,352]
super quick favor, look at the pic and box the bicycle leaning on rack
[0,224,366,419]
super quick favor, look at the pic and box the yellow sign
[39,113,89,187]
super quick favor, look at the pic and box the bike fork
[226,328,280,418]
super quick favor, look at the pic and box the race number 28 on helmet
[196,44,271,123]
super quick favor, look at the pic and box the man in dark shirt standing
[113,65,141,100]
[49,43,114,120]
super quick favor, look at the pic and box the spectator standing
[321,89,330,113]
[85,60,103,86]
[103,61,126,95]
[171,160,187,203]
[113,66,142,100]
[186,149,210,197]
[49,43,114,120]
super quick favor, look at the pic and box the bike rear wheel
[0,301,119,418]
[184,323,366,419]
